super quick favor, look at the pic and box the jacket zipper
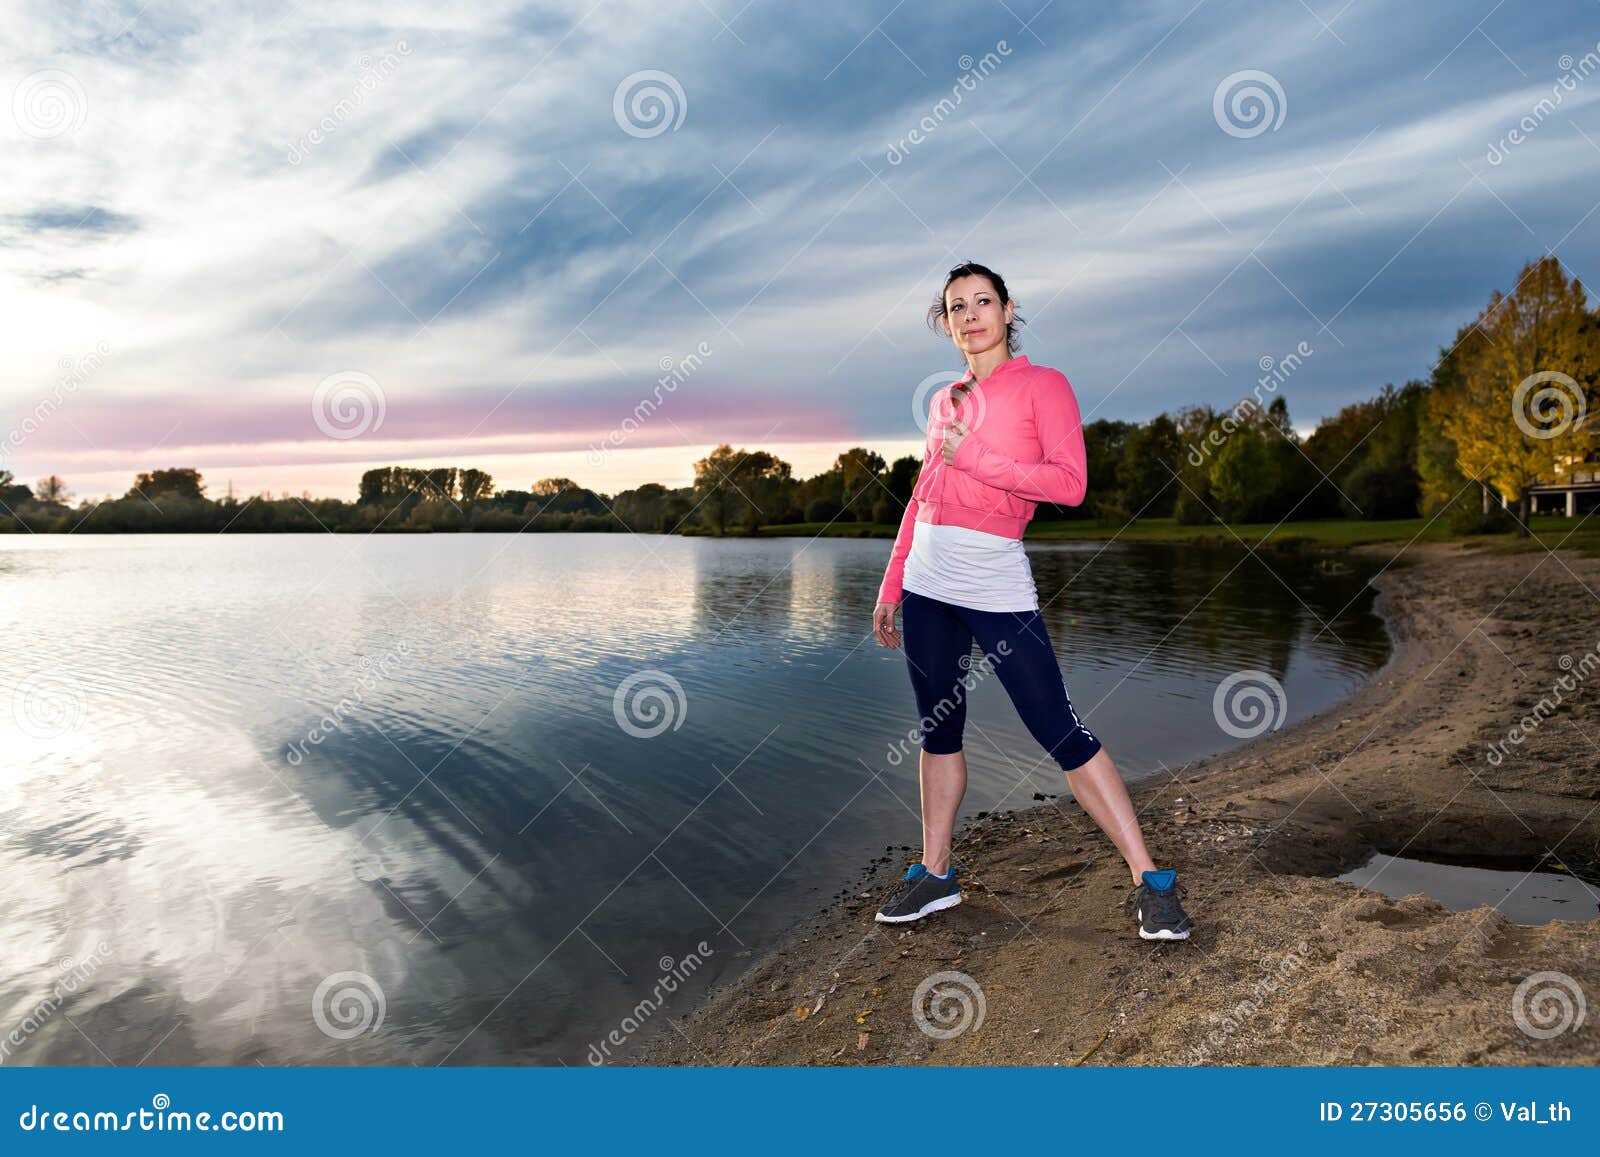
[933,379,954,523]
[936,372,973,523]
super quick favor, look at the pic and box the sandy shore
[641,540,1600,1066]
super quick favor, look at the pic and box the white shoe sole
[1138,926,1191,940]
[1135,906,1191,939]
[875,891,962,923]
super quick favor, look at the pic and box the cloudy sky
[2,0,1598,501]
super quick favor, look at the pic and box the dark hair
[926,260,1025,356]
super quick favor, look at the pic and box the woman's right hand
[873,601,902,649]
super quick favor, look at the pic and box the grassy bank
[756,514,1600,554]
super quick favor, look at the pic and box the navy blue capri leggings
[900,589,1102,772]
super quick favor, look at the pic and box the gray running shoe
[1123,868,1192,940]
[875,862,962,923]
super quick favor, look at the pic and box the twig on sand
[1072,1028,1110,1066]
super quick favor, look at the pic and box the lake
[0,532,1389,1065]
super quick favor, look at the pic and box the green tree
[532,477,581,497]
[1077,419,1134,522]
[1118,413,1180,518]
[459,468,494,502]
[885,454,919,506]
[128,468,205,500]
[1209,428,1282,522]
[1305,382,1424,519]
[358,467,394,503]
[834,447,887,520]
[0,469,32,511]
[692,445,792,534]
[1173,405,1219,524]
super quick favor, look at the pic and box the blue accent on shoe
[904,863,928,881]
[1142,868,1177,893]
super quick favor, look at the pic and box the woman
[870,261,1192,941]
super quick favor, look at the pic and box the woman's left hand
[941,418,969,464]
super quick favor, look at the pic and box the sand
[639,541,1600,1066]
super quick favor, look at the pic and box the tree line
[2,255,1591,538]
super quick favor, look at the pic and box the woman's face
[943,274,1013,360]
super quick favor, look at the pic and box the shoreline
[640,540,1600,1066]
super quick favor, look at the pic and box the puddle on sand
[1337,851,1600,925]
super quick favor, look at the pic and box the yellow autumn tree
[1432,255,1598,536]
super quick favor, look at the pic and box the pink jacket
[878,354,1090,605]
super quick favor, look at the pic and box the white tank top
[900,520,1039,612]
